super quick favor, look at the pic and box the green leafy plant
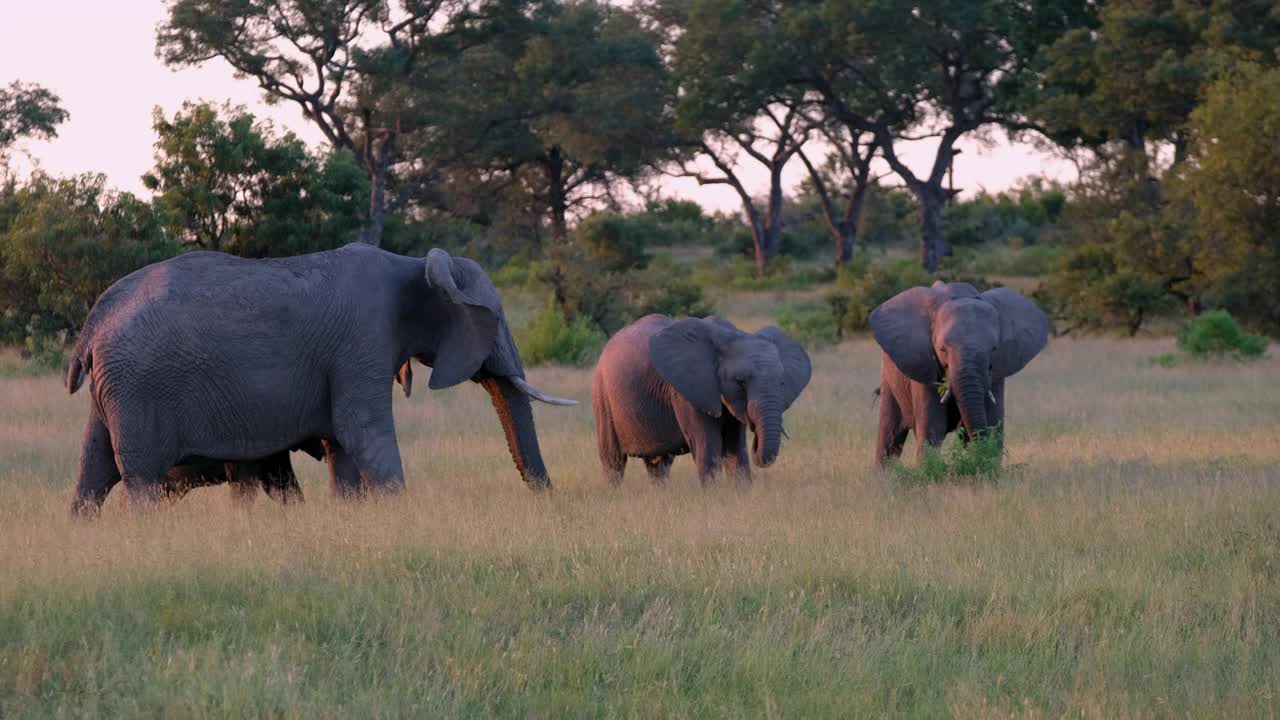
[517,297,607,367]
[1177,310,1269,359]
[890,431,1005,485]
[777,302,840,349]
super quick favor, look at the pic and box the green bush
[831,256,932,332]
[1177,310,1269,359]
[777,301,840,349]
[891,431,1005,485]
[1036,244,1170,336]
[0,172,179,349]
[517,297,607,367]
[693,256,829,291]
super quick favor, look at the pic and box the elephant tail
[65,329,95,394]
[870,387,881,409]
[65,352,89,394]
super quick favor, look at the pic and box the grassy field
[2,334,1279,717]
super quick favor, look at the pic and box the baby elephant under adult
[593,315,812,485]
[870,281,1049,465]
[66,243,574,515]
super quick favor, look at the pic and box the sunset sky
[2,1,1079,213]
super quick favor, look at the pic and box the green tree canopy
[157,0,485,246]
[422,0,672,246]
[0,173,178,349]
[142,101,369,257]
[785,0,1082,272]
[1179,63,1280,331]
[0,81,69,152]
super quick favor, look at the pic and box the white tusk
[988,390,997,405]
[940,388,952,405]
[510,376,578,406]
[781,425,791,440]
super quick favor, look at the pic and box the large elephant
[592,315,811,485]
[869,281,1049,465]
[155,363,415,506]
[66,244,574,515]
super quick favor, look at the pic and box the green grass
[2,337,1280,716]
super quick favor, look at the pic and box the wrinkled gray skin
[156,366,414,506]
[592,315,812,486]
[67,244,573,515]
[870,281,1049,465]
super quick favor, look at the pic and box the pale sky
[2,1,1078,214]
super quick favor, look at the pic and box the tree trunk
[835,186,867,268]
[360,152,389,247]
[916,184,948,273]
[749,215,768,276]
[547,148,568,244]
[758,166,785,273]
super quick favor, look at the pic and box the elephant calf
[869,281,1049,465]
[592,314,811,486]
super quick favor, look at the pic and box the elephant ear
[755,326,812,408]
[869,286,941,384]
[424,249,501,390]
[649,318,724,417]
[981,287,1050,378]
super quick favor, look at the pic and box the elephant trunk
[952,367,990,440]
[481,376,551,490]
[750,396,783,467]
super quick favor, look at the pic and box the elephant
[869,281,1049,465]
[65,243,575,516]
[159,447,311,505]
[154,361,416,506]
[592,314,812,486]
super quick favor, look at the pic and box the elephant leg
[255,452,303,504]
[913,381,950,463]
[719,420,750,487]
[875,386,909,466]
[332,397,405,493]
[161,461,223,502]
[119,468,166,511]
[324,439,367,499]
[594,401,627,486]
[226,462,260,505]
[673,404,722,486]
[71,409,121,517]
[643,455,673,485]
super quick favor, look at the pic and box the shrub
[517,297,607,367]
[1177,310,1269,360]
[777,301,840,349]
[0,172,179,349]
[1036,244,1171,336]
[891,431,1004,485]
[832,256,931,332]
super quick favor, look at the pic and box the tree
[142,101,367,256]
[1027,0,1280,162]
[157,0,481,247]
[1179,64,1280,332]
[795,122,879,268]
[787,0,1082,272]
[664,0,810,275]
[425,0,673,246]
[0,173,178,350]
[0,81,69,154]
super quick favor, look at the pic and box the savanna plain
[2,320,1279,717]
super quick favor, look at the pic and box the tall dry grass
[2,337,1278,717]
